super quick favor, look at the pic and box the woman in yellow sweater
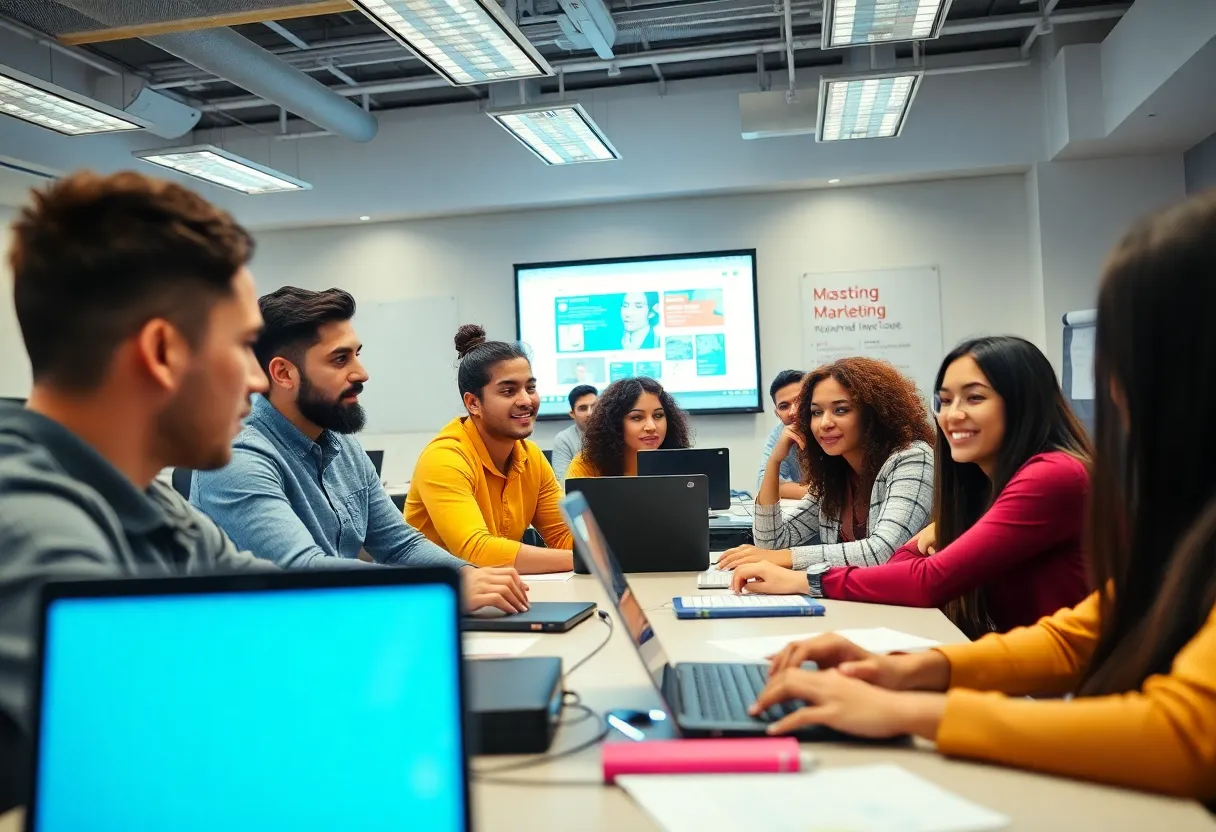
[564,376,693,482]
[746,191,1216,801]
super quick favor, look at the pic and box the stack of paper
[462,634,539,659]
[617,764,1008,832]
[708,627,942,662]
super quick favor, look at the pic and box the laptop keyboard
[676,662,802,724]
[678,594,813,608]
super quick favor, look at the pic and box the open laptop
[559,492,849,742]
[564,475,709,574]
[365,448,385,477]
[637,447,731,511]
[28,568,471,832]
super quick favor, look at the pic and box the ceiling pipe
[50,0,378,142]
[199,5,1129,113]
[782,0,795,101]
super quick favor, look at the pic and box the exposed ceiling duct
[49,1,379,142]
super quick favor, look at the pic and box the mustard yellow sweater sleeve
[563,453,598,485]
[528,445,574,550]
[410,444,521,568]
[938,590,1103,697]
[935,595,1216,800]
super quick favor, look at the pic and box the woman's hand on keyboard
[768,633,951,692]
[718,544,793,570]
[728,561,809,595]
[748,668,947,740]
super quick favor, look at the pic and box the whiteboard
[801,266,944,402]
[356,296,463,434]
[1062,308,1096,430]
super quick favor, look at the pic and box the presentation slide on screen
[516,253,761,417]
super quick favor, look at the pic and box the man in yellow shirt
[406,325,573,573]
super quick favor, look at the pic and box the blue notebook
[672,594,825,619]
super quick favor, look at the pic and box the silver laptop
[559,492,851,741]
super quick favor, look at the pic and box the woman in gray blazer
[720,357,935,573]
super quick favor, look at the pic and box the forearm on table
[515,545,574,573]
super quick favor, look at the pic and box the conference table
[3,571,1214,831]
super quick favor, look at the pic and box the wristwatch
[806,562,831,598]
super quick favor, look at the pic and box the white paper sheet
[462,634,540,659]
[523,571,575,582]
[708,627,942,662]
[617,764,1008,832]
[1067,325,1096,400]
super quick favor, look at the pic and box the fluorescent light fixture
[0,69,140,136]
[828,178,841,184]
[817,72,922,142]
[490,103,619,165]
[351,0,552,86]
[133,145,311,194]
[822,0,953,49]
[359,215,371,221]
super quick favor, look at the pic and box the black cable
[563,610,613,680]
[471,702,610,778]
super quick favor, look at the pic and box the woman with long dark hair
[718,357,935,573]
[564,376,692,480]
[745,191,1216,800]
[732,336,1091,637]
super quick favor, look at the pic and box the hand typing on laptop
[462,567,530,614]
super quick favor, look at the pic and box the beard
[298,373,366,435]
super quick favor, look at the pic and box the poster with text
[800,266,944,404]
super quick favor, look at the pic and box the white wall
[1029,155,1187,369]
[1185,130,1216,194]
[249,174,1035,487]
[0,206,32,399]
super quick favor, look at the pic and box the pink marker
[601,737,814,782]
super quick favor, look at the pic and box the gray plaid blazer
[752,440,934,571]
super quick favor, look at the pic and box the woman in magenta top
[731,336,1092,637]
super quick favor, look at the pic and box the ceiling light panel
[823,0,953,49]
[134,145,310,194]
[490,104,619,165]
[0,72,139,136]
[817,72,922,142]
[352,0,552,86]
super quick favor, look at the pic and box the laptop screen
[560,493,671,691]
[33,581,467,832]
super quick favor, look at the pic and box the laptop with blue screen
[27,567,470,832]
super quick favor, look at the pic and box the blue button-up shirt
[755,422,803,492]
[193,396,465,571]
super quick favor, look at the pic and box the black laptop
[463,601,595,633]
[637,447,731,511]
[564,475,710,574]
[28,567,472,831]
[560,492,896,744]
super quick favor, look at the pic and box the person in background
[732,336,1090,638]
[551,384,597,483]
[0,171,279,812]
[749,191,1216,802]
[755,369,807,499]
[565,376,692,479]
[406,326,574,573]
[722,358,934,574]
[191,289,528,610]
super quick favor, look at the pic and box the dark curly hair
[580,377,693,476]
[795,357,934,521]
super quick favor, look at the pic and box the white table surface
[4,571,1213,832]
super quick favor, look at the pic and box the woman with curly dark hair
[731,337,1092,637]
[563,376,692,481]
[719,357,935,574]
